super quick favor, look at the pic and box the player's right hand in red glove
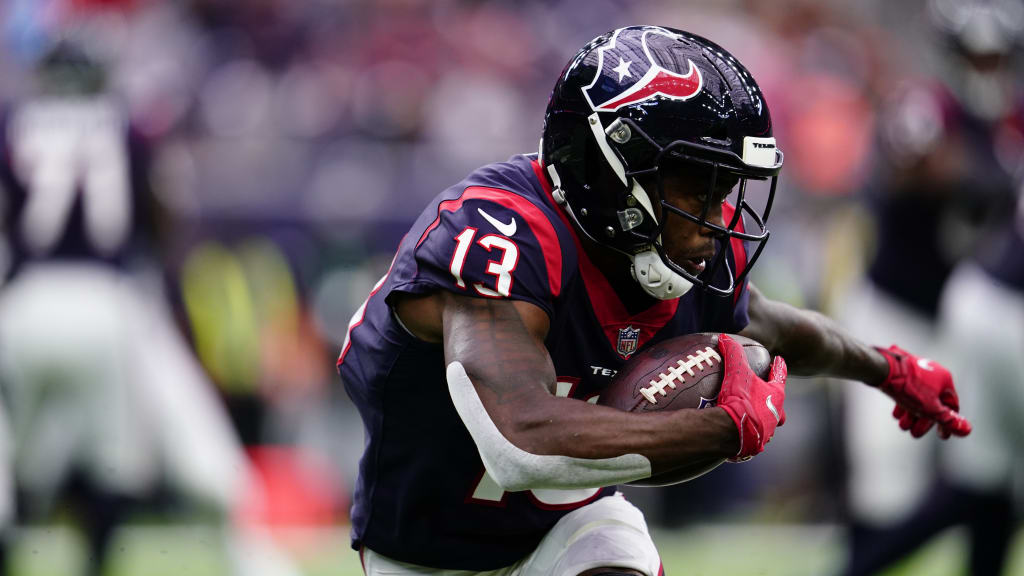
[716,334,788,462]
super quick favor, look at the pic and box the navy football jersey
[0,96,153,279]
[338,154,750,569]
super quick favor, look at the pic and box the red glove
[875,345,972,439]
[716,334,788,461]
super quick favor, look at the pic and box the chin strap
[544,123,690,301]
[544,162,690,301]
[630,247,693,300]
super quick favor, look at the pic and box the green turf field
[7,523,1023,575]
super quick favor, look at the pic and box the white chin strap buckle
[630,247,693,300]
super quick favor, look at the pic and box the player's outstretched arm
[739,283,970,438]
[439,291,741,491]
[740,283,888,381]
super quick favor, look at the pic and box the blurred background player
[931,186,1024,576]
[0,32,300,576]
[840,191,1024,576]
[840,1,1024,572]
[0,39,165,576]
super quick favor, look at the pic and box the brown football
[598,332,772,486]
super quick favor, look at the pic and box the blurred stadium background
[0,0,1022,575]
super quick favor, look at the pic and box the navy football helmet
[541,26,783,299]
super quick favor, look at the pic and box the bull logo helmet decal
[583,27,704,113]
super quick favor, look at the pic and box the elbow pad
[446,361,651,491]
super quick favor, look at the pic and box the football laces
[640,347,721,404]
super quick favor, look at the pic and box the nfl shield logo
[616,326,641,358]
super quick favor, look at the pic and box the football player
[932,190,1024,576]
[840,0,1024,570]
[338,26,971,576]
[0,42,300,576]
[0,42,162,576]
[839,194,1024,576]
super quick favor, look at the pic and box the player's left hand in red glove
[875,345,971,439]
